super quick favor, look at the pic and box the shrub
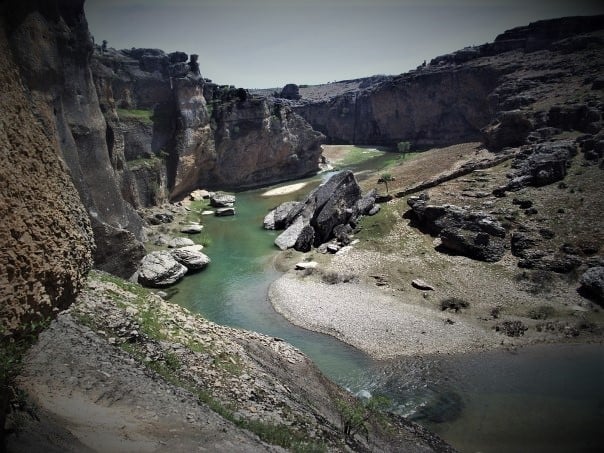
[527,305,555,320]
[440,298,469,312]
[397,141,411,153]
[495,320,528,337]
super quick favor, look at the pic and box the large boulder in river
[171,246,211,271]
[138,251,188,287]
[210,192,236,207]
[407,195,506,262]
[274,171,366,251]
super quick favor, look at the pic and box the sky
[85,0,604,89]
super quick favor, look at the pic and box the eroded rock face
[407,196,506,262]
[7,0,145,277]
[138,251,188,287]
[0,15,94,333]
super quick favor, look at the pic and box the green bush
[397,141,411,153]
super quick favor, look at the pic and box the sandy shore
[262,182,309,196]
[269,271,500,359]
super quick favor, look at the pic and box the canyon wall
[0,4,93,333]
[5,0,145,277]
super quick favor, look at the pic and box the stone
[171,247,211,271]
[168,237,195,248]
[180,224,203,234]
[263,201,300,230]
[138,251,188,287]
[210,192,236,208]
[407,197,506,262]
[368,205,381,216]
[215,207,235,216]
[294,225,315,252]
[332,224,353,245]
[189,189,210,201]
[412,279,435,291]
[201,210,214,215]
[355,189,378,216]
[579,267,604,303]
[295,261,318,270]
[279,83,301,100]
[326,244,340,254]
[275,218,307,251]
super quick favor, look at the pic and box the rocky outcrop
[264,201,301,230]
[407,195,506,262]
[0,15,94,333]
[494,141,576,195]
[272,171,375,251]
[6,0,145,277]
[482,110,533,151]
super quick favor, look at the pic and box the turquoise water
[169,151,603,452]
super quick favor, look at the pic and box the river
[170,148,603,452]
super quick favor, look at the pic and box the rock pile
[265,171,378,252]
[407,194,506,262]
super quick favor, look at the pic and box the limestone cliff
[290,15,604,149]
[5,0,145,277]
[0,9,93,333]
[92,49,325,200]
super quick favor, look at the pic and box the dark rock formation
[279,83,301,100]
[0,17,94,333]
[511,228,582,273]
[6,0,145,277]
[494,141,576,195]
[273,171,374,251]
[407,196,506,262]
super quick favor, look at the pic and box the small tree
[101,40,108,53]
[397,141,411,157]
[378,173,395,194]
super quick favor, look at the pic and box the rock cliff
[288,15,604,149]
[0,4,93,334]
[92,48,325,200]
[5,0,145,277]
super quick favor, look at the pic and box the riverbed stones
[209,192,236,208]
[171,247,211,271]
[180,224,203,234]
[138,251,188,287]
[295,261,318,270]
[215,207,235,216]
[168,237,195,248]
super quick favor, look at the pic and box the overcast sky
[85,0,604,89]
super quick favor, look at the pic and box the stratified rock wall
[6,0,145,277]
[0,10,93,333]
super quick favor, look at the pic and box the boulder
[482,110,533,151]
[294,224,315,252]
[210,192,236,207]
[275,218,307,251]
[180,224,203,234]
[279,83,301,100]
[494,141,576,194]
[295,261,318,270]
[189,189,210,201]
[138,251,188,287]
[168,237,195,248]
[263,201,300,230]
[171,246,211,271]
[412,279,435,291]
[579,266,604,303]
[407,196,506,262]
[215,207,235,216]
[355,189,378,216]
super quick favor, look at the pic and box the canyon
[1,0,603,451]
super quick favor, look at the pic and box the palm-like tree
[378,173,395,194]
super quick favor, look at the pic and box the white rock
[295,261,318,270]
[180,224,204,234]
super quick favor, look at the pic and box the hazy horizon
[85,0,604,89]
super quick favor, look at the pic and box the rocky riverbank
[268,140,604,359]
[5,271,453,453]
